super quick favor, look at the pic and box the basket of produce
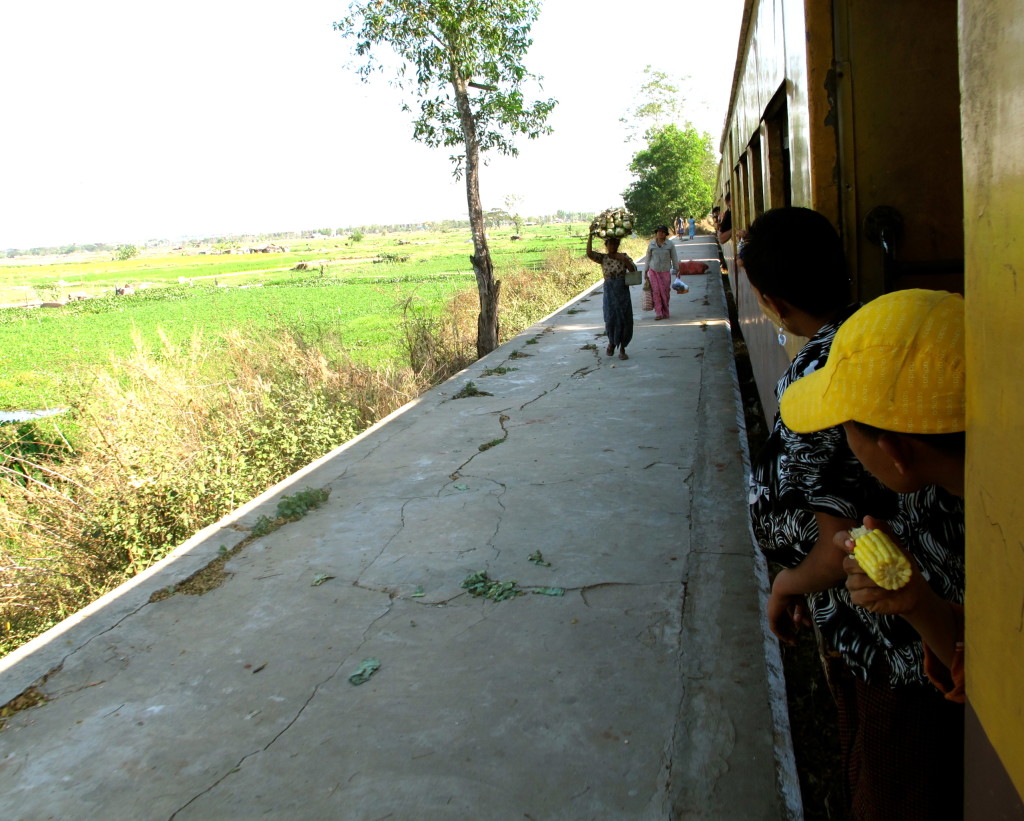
[590,207,634,239]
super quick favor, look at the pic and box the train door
[831,0,964,300]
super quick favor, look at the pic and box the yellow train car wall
[717,0,821,419]
[960,1,1024,814]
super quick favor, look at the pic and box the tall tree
[335,1,556,357]
[504,193,524,235]
[622,124,717,235]
[619,66,689,143]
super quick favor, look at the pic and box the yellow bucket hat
[779,289,965,434]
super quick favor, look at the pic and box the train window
[763,90,791,209]
[748,131,765,218]
[737,152,750,231]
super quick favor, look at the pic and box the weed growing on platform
[453,381,491,399]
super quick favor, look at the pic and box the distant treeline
[5,242,117,258]
[3,211,599,259]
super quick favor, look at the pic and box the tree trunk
[454,81,500,358]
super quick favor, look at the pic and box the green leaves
[620,66,688,143]
[623,124,717,235]
[461,570,524,601]
[277,487,330,520]
[334,0,556,167]
[348,657,381,685]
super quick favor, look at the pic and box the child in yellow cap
[780,288,967,703]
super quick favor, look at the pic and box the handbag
[641,287,654,312]
[625,269,642,286]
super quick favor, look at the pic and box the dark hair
[740,207,851,317]
[655,225,670,234]
[852,421,966,455]
[604,237,621,251]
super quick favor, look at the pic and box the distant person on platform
[717,193,733,245]
[717,194,733,273]
[645,225,680,321]
[674,215,684,239]
[688,216,696,241]
[586,231,638,360]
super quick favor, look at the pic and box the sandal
[606,344,615,356]
[618,350,629,360]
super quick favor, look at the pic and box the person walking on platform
[586,231,638,360]
[688,216,696,241]
[645,225,679,321]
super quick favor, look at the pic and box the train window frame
[762,86,791,209]
[748,130,766,219]
[737,152,750,234]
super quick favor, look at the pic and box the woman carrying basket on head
[586,231,638,360]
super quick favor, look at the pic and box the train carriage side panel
[961,0,1024,814]
[720,0,834,420]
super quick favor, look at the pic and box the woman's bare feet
[618,349,629,360]
[606,344,615,356]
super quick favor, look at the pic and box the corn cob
[850,526,912,590]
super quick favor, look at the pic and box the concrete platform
[0,236,801,820]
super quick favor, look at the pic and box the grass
[0,236,600,657]
[0,275,474,409]
[0,224,589,410]
[0,224,579,303]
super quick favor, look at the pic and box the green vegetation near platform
[0,224,586,410]
[0,225,605,657]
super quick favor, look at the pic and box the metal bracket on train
[864,206,904,291]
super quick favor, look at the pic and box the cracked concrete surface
[0,237,801,820]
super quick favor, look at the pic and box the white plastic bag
[672,277,689,294]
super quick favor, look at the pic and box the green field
[0,225,585,409]
[0,224,579,300]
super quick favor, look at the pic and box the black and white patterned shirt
[748,306,965,685]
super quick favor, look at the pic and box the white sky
[1,0,744,249]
